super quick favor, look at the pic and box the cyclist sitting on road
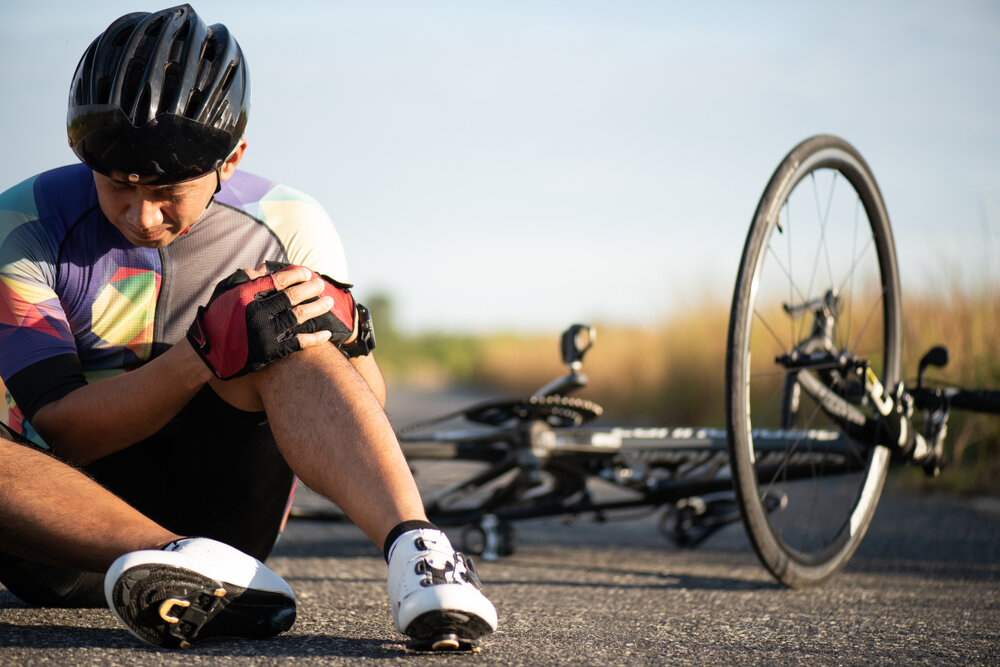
[0,4,496,652]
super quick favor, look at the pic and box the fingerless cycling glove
[291,272,357,345]
[186,264,358,379]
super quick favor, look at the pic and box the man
[0,4,497,652]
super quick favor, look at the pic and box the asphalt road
[1,386,998,665]
[2,489,998,665]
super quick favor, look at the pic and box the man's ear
[219,140,248,181]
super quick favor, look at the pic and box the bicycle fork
[779,290,946,476]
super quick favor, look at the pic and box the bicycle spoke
[846,287,887,362]
[764,242,811,313]
[805,170,838,304]
[752,304,795,357]
[841,197,864,354]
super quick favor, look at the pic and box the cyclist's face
[93,141,247,248]
[95,173,216,248]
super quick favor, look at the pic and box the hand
[257,262,358,348]
[186,263,348,379]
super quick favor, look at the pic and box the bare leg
[0,438,181,572]
[209,346,498,649]
[211,346,426,549]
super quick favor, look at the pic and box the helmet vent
[173,19,190,44]
[201,36,217,63]
[144,16,165,37]
[96,75,112,104]
[110,27,131,48]
[219,63,237,96]
[184,88,204,118]
[121,57,147,116]
[134,85,152,126]
[162,61,181,111]
[168,20,190,67]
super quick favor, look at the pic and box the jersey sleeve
[215,171,350,282]
[0,175,86,424]
[257,184,350,282]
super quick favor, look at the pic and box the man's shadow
[0,613,410,659]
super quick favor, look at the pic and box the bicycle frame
[406,424,863,520]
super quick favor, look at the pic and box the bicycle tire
[725,135,902,587]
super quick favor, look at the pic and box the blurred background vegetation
[369,285,999,497]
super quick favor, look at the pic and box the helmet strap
[202,168,223,212]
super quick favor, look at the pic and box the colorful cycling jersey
[0,163,349,446]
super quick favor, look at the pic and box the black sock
[383,520,437,562]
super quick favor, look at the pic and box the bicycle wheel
[725,135,902,587]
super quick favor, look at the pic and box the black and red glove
[293,272,357,345]
[186,264,356,379]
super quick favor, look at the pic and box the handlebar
[911,386,1000,414]
[909,345,1000,416]
[948,388,1000,414]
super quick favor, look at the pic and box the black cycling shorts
[0,386,295,607]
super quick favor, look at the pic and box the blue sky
[3,1,998,333]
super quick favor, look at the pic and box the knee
[208,373,266,412]
[208,344,356,413]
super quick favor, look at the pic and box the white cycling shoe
[386,528,498,651]
[104,537,296,649]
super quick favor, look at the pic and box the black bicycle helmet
[67,4,249,185]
